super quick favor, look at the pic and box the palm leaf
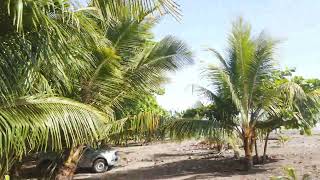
[85,36,193,112]
[0,96,112,162]
[206,65,247,124]
[165,119,226,140]
[90,0,181,22]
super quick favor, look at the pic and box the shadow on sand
[153,151,217,159]
[81,157,281,180]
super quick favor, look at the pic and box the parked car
[37,147,119,173]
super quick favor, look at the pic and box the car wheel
[92,159,108,173]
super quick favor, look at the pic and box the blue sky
[154,0,320,111]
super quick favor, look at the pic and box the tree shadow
[101,157,281,180]
[153,151,215,159]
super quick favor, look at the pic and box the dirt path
[74,131,320,180]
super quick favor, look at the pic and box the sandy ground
[73,130,320,180]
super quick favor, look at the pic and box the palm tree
[0,0,111,176]
[167,18,278,169]
[55,3,192,178]
[0,0,187,177]
[166,18,320,170]
[255,71,320,162]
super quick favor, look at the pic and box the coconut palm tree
[166,18,320,170]
[255,71,320,162]
[55,4,192,178]
[0,0,186,177]
[167,18,278,169]
[0,0,110,176]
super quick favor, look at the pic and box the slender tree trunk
[254,139,259,164]
[243,135,253,170]
[125,137,128,146]
[262,131,270,163]
[55,145,85,180]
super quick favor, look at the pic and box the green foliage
[292,76,320,93]
[116,93,168,118]
[181,105,211,119]
[256,69,320,133]
[0,0,190,176]
[165,18,320,168]
[108,112,168,145]
[276,134,291,146]
[203,131,241,151]
[270,166,311,180]
[167,17,279,140]
[72,1,193,146]
[0,97,113,174]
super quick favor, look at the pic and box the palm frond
[207,48,229,70]
[279,82,307,104]
[105,6,157,60]
[192,85,218,102]
[0,0,105,101]
[307,89,320,104]
[91,0,181,22]
[205,18,279,128]
[0,96,112,159]
[105,111,164,144]
[206,65,246,124]
[247,33,278,103]
[85,36,193,111]
[165,119,226,140]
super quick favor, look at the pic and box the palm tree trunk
[262,131,270,163]
[55,145,85,180]
[243,135,253,170]
[254,139,259,163]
